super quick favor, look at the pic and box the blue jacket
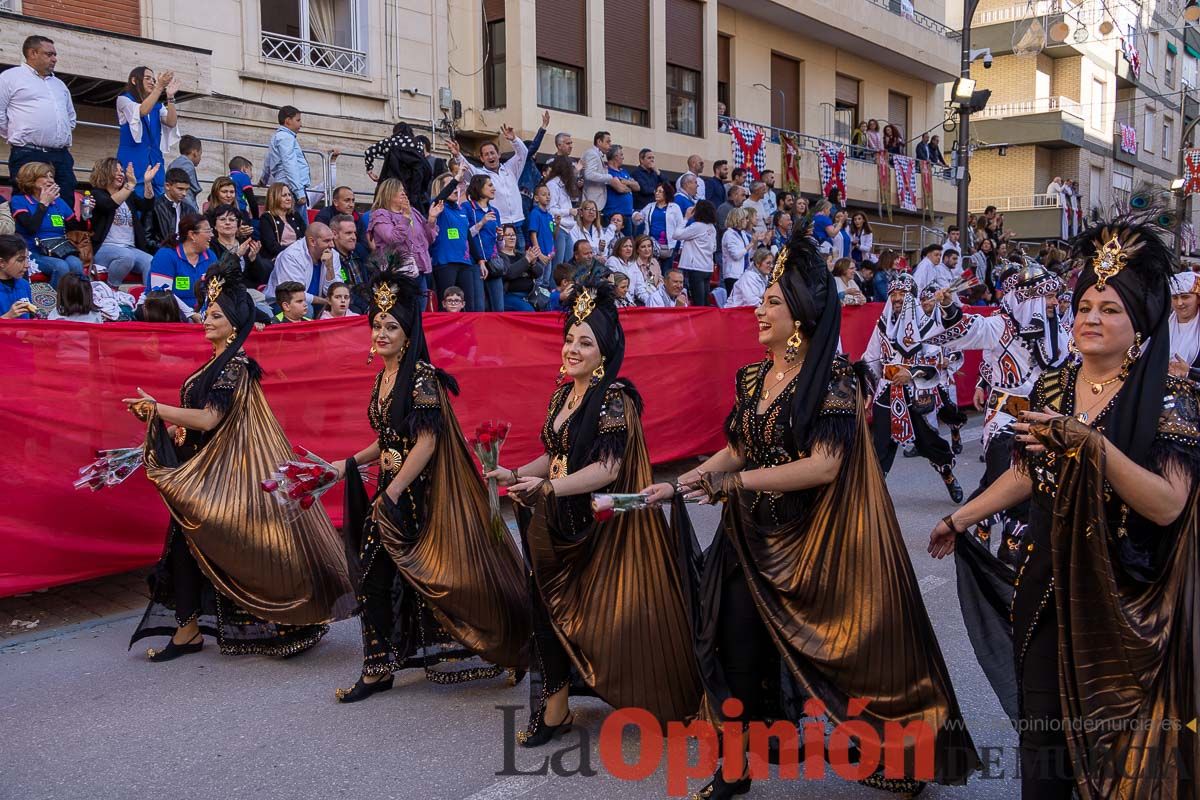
[517,128,548,195]
[261,126,311,203]
[704,177,727,208]
[0,277,32,317]
[431,202,474,266]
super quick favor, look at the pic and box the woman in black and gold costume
[329,269,529,703]
[486,281,701,746]
[932,219,1199,799]
[126,255,354,661]
[644,236,979,799]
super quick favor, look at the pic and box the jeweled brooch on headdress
[373,282,398,316]
[1092,233,1129,291]
[572,286,596,322]
[769,246,789,286]
[206,276,225,305]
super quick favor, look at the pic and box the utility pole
[1176,112,1200,261]
[956,0,980,239]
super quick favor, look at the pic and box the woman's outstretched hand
[641,483,675,506]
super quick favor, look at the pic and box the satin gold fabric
[524,403,703,723]
[724,407,979,784]
[1032,417,1198,799]
[376,391,530,669]
[144,377,354,627]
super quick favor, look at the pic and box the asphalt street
[1,423,1023,800]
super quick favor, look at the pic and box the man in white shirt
[760,169,779,218]
[265,222,338,314]
[942,225,962,256]
[645,269,690,308]
[1045,176,1063,205]
[675,154,706,201]
[743,182,771,234]
[580,130,612,212]
[0,35,78,203]
[455,119,541,246]
[913,243,958,295]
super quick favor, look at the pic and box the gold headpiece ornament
[206,275,225,305]
[1092,231,1131,290]
[373,281,398,316]
[769,246,789,286]
[572,286,596,322]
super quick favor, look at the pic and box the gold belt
[381,448,404,473]
[548,455,569,480]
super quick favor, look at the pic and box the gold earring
[590,357,606,386]
[1068,338,1080,356]
[1121,332,1143,375]
[367,344,377,365]
[226,332,237,345]
[785,322,803,362]
[557,363,566,384]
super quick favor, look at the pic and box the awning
[1187,44,1200,59]
[1168,41,1178,55]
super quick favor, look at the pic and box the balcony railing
[973,96,1084,120]
[863,0,954,36]
[717,116,955,182]
[261,32,366,77]
[970,193,1058,212]
[0,0,14,11]
[975,0,1055,25]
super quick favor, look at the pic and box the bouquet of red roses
[74,446,143,491]
[261,445,341,521]
[470,420,512,542]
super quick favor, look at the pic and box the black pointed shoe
[691,767,751,799]
[951,429,963,455]
[146,633,203,662]
[517,708,575,747]
[335,674,394,703]
[944,475,964,504]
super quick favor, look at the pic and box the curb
[1,610,141,652]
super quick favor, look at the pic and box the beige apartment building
[0,0,446,195]
[965,0,1200,244]
[448,0,964,236]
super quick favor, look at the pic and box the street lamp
[753,82,786,131]
[955,0,992,242]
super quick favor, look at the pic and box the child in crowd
[548,264,573,311]
[441,285,466,312]
[601,213,625,258]
[48,273,104,323]
[168,135,203,206]
[0,234,34,319]
[320,282,358,319]
[527,184,556,264]
[228,156,260,219]
[274,281,311,323]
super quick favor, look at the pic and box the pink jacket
[368,208,437,274]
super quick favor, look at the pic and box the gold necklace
[1078,368,1125,395]
[762,362,801,400]
[1075,382,1120,423]
[566,388,585,410]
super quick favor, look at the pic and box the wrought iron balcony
[260,31,365,77]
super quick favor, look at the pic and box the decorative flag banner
[730,121,766,180]
[819,143,847,199]
[893,155,918,213]
[875,149,892,220]
[1122,30,1141,78]
[1119,123,1138,154]
[780,132,802,191]
[1184,148,1200,194]
[918,158,934,219]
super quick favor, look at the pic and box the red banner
[0,305,984,596]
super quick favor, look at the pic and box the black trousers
[936,385,968,427]
[359,551,399,673]
[168,530,203,627]
[530,581,572,699]
[871,397,955,475]
[717,568,779,722]
[682,269,710,307]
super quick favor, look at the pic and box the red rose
[292,444,308,458]
[261,479,279,493]
[308,465,324,478]
[288,483,307,499]
[594,507,615,523]
[299,494,316,510]
[479,432,493,447]
[498,422,511,439]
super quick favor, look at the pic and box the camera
[983,53,993,69]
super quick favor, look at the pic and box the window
[1149,32,1160,74]
[666,0,703,136]
[1113,163,1133,206]
[538,61,584,114]
[1090,78,1105,130]
[1144,109,1156,152]
[1164,116,1174,156]
[536,0,585,113]
[1088,164,1104,211]
[1167,49,1177,87]
[888,91,910,142]
[483,20,506,109]
[607,104,648,126]
[667,65,701,136]
[834,74,860,142]
[718,35,732,117]
[260,0,365,75]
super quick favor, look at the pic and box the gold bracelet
[942,514,963,534]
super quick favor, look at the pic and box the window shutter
[537,0,586,68]
[606,0,650,111]
[484,0,505,22]
[835,74,859,106]
[770,53,800,131]
[666,0,703,72]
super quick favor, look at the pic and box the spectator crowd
[0,33,1050,324]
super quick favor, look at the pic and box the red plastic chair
[128,285,144,302]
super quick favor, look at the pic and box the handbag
[525,284,551,311]
[485,253,509,280]
[37,235,79,260]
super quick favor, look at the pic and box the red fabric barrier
[0,303,990,596]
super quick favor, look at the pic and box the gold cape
[721,405,979,784]
[523,401,703,723]
[374,389,530,669]
[143,367,354,627]
[1033,416,1199,798]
